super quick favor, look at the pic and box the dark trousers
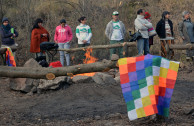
[110,39,124,59]
[78,43,90,63]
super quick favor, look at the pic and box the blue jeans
[58,43,70,66]
[137,38,150,55]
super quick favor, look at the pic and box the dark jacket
[156,19,174,38]
[0,26,18,46]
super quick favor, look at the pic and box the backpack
[40,42,58,51]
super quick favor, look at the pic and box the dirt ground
[0,66,194,126]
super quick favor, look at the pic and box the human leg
[137,38,144,55]
[144,38,150,55]
[118,39,124,58]
[58,43,65,66]
[161,40,167,58]
[110,40,117,58]
[64,42,70,66]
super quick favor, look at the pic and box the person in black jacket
[156,11,174,59]
[0,17,18,46]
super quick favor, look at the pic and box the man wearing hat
[54,19,73,66]
[105,11,126,59]
[0,17,18,46]
[178,11,194,60]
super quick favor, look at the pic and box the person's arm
[171,21,174,37]
[144,20,153,29]
[0,28,13,38]
[76,27,83,41]
[31,29,40,43]
[68,26,73,42]
[85,27,92,41]
[105,22,110,38]
[122,22,126,35]
[156,21,161,35]
[14,28,18,37]
[135,19,148,31]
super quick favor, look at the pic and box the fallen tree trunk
[169,44,194,50]
[0,59,118,80]
[57,42,137,52]
[57,43,194,53]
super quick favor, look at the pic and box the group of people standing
[0,9,194,67]
[106,9,194,61]
[30,17,92,66]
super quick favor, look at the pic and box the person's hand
[13,34,16,37]
[123,42,127,46]
[54,40,58,43]
[182,36,185,40]
[82,40,87,43]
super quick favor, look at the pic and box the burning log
[0,58,118,80]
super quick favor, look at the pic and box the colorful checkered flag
[118,54,179,120]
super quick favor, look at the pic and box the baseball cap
[112,11,119,15]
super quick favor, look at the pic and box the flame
[83,48,98,64]
[71,56,76,64]
[73,48,98,77]
[71,56,75,61]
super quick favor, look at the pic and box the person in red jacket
[54,19,73,66]
[30,18,49,59]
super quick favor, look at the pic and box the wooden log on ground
[0,59,118,80]
[169,44,194,50]
[57,42,137,52]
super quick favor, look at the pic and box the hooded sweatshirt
[135,15,153,38]
[54,24,73,43]
[105,20,125,40]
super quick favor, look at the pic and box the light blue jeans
[137,38,150,55]
[58,42,70,66]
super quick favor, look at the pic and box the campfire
[74,48,98,77]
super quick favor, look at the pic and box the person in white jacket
[76,16,92,63]
[135,9,153,55]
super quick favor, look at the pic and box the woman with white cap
[178,11,194,60]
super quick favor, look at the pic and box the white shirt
[76,24,92,44]
[111,21,123,41]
